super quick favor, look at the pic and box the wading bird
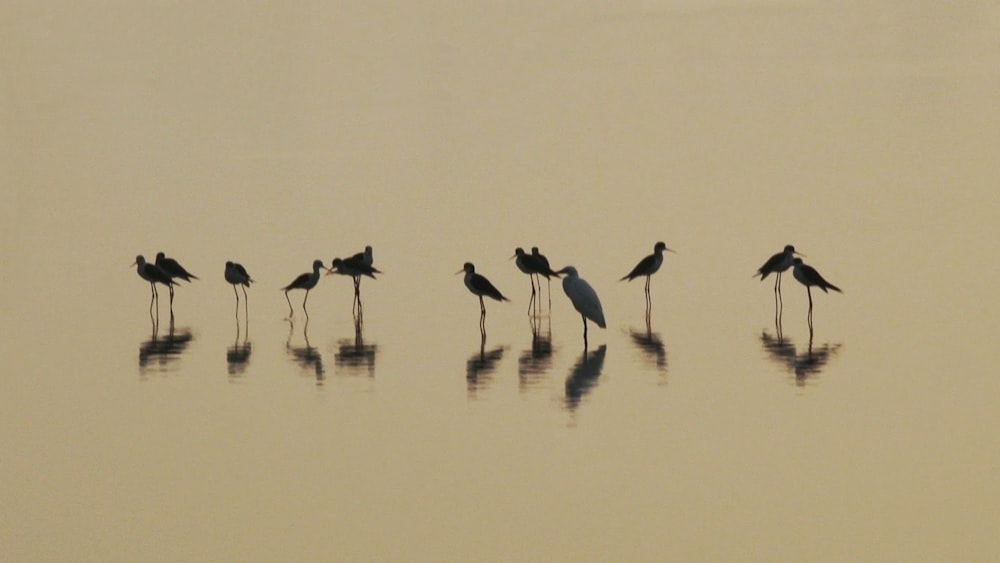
[512,247,546,315]
[156,252,198,307]
[531,246,561,310]
[282,260,329,318]
[559,266,606,349]
[458,262,508,334]
[224,261,253,317]
[791,258,842,328]
[621,241,674,310]
[133,255,175,316]
[328,254,381,316]
[755,245,802,307]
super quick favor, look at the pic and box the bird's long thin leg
[303,289,311,319]
[546,278,552,311]
[233,285,240,319]
[479,296,487,336]
[285,291,294,318]
[773,274,780,327]
[527,276,536,316]
[148,282,156,316]
[582,314,589,350]
[806,286,814,330]
[242,286,249,319]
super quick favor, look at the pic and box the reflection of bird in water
[564,345,607,411]
[286,319,324,383]
[759,331,842,387]
[628,325,668,374]
[226,316,251,378]
[335,316,377,377]
[224,261,253,319]
[282,260,329,319]
[518,317,554,390]
[466,339,505,398]
[138,321,193,374]
[557,266,605,349]
[621,241,674,320]
[458,262,509,336]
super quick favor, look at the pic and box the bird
[350,245,374,267]
[328,255,381,317]
[791,257,842,327]
[531,246,561,309]
[282,259,329,318]
[558,266,606,348]
[458,262,508,333]
[155,252,198,307]
[155,252,198,282]
[621,242,674,310]
[512,247,546,314]
[132,255,175,315]
[329,256,380,280]
[224,261,253,317]
[755,244,802,307]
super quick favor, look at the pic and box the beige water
[4,2,1000,560]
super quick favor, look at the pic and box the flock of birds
[133,243,842,346]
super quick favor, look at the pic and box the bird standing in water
[225,261,253,318]
[282,260,329,318]
[459,262,508,335]
[559,266,606,349]
[791,257,842,329]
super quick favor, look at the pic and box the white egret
[558,266,606,348]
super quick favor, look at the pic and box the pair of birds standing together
[281,246,379,317]
[754,244,842,325]
[461,242,676,346]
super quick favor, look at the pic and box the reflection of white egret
[458,263,508,332]
[225,261,253,317]
[791,258,842,327]
[282,260,329,318]
[132,255,175,315]
[558,266,606,348]
[621,242,674,312]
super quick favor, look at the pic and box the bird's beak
[129,260,137,267]
[455,268,465,275]
[508,253,517,261]
[665,247,677,253]
[795,251,806,257]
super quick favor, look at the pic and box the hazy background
[3,1,1000,560]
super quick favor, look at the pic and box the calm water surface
[4,1,1000,561]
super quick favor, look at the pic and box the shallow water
[4,1,1000,560]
